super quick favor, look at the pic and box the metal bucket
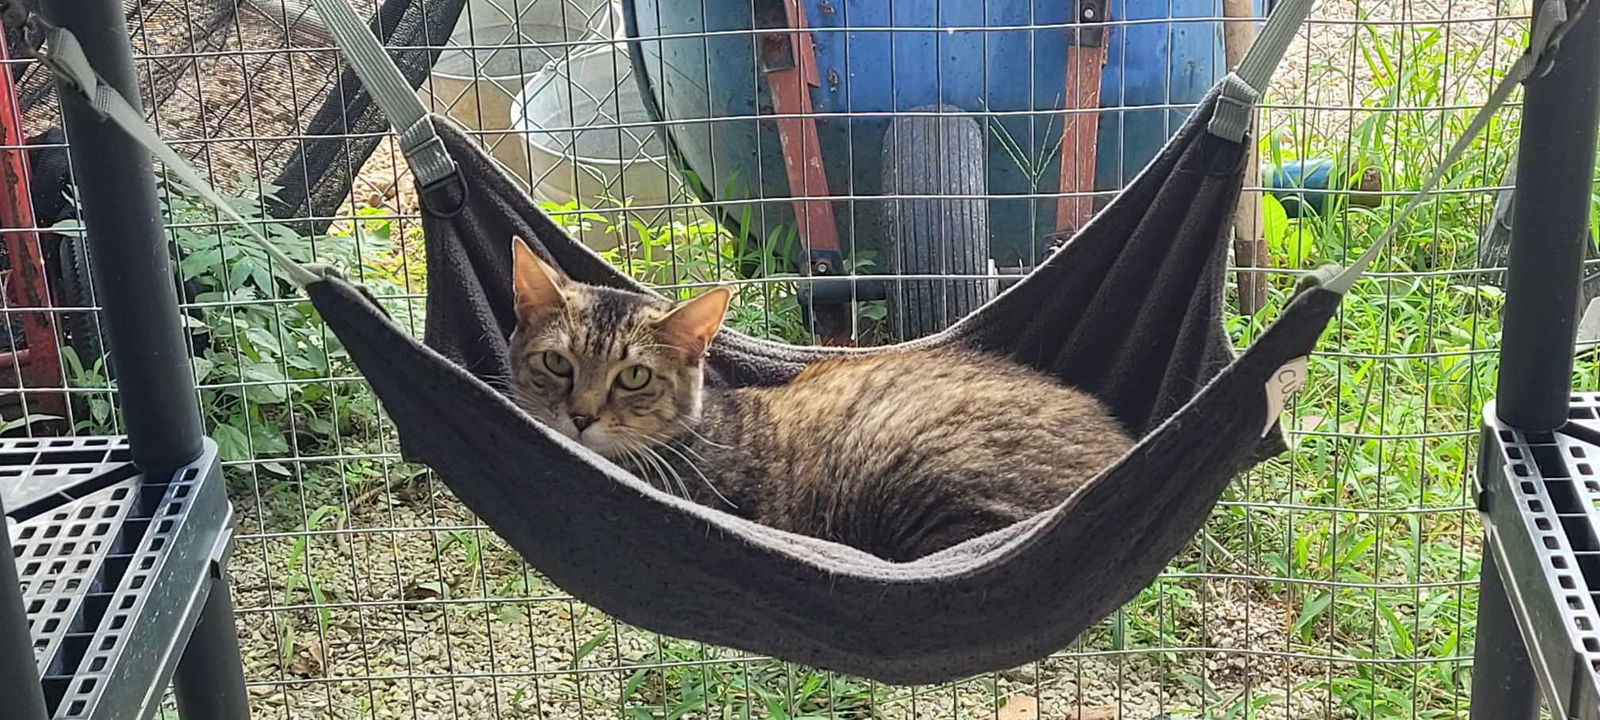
[510,44,679,247]
[422,0,618,171]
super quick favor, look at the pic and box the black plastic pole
[1469,552,1543,718]
[1495,2,1600,431]
[43,0,205,475]
[174,576,251,718]
[0,496,49,720]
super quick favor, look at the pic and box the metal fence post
[1495,5,1600,431]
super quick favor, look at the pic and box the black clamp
[1069,0,1107,48]
[0,0,50,59]
[1524,0,1588,83]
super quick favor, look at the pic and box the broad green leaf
[190,356,216,382]
[1286,226,1318,267]
[212,422,250,461]
[1261,193,1290,260]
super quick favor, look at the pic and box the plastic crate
[3,436,231,719]
[1479,395,1600,718]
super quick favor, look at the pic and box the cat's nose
[570,414,597,432]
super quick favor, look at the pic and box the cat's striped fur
[507,240,1134,561]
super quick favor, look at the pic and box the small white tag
[1263,356,1309,437]
[1577,297,1600,352]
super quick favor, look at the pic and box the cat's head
[506,238,730,459]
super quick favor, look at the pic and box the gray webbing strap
[38,28,321,287]
[1322,0,1583,294]
[1208,0,1318,141]
[307,0,458,189]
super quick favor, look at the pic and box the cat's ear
[512,237,567,323]
[657,286,732,357]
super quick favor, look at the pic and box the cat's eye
[616,365,652,390]
[542,351,573,376]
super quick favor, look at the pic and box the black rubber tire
[54,234,109,376]
[881,105,993,341]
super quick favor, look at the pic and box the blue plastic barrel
[624,0,1240,266]
[1261,158,1385,217]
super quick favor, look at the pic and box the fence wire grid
[0,0,1564,716]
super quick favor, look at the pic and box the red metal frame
[0,30,66,417]
[1055,3,1107,235]
[760,0,843,266]
[1055,44,1106,234]
[759,0,851,342]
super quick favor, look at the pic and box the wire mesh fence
[0,0,1562,716]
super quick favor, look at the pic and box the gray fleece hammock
[314,102,1330,685]
[31,0,1557,684]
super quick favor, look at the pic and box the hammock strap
[32,26,322,287]
[1323,0,1588,294]
[306,0,458,191]
[1207,0,1317,142]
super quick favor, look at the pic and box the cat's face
[506,239,729,459]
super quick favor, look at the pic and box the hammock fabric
[298,87,1345,684]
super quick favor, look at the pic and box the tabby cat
[507,239,1134,561]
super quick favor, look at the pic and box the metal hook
[1525,0,1592,83]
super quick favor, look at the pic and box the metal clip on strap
[1205,0,1317,139]
[308,0,459,190]
[36,27,95,92]
[1526,0,1581,81]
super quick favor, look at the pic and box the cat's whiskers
[672,420,731,450]
[624,432,693,501]
[618,444,665,495]
[621,435,687,501]
[656,439,737,510]
[612,443,642,481]
[508,387,556,424]
[658,448,694,501]
[631,342,688,354]
[480,372,516,393]
[617,438,666,495]
[615,427,735,510]
[660,431,711,465]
